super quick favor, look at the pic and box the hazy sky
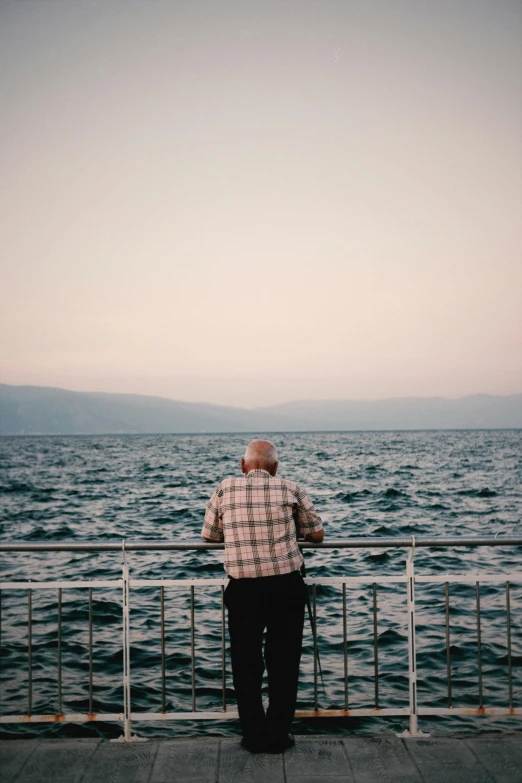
[1,0,521,407]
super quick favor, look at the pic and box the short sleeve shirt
[202,469,323,578]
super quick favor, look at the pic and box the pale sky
[1,0,521,407]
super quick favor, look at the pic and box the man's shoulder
[272,475,302,494]
[218,475,246,490]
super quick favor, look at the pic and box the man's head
[241,439,278,477]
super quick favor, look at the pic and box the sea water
[0,430,521,739]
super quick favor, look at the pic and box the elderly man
[202,439,324,754]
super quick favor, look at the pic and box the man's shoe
[265,733,295,754]
[240,736,267,754]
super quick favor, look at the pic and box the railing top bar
[0,535,521,552]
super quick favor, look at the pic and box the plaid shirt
[202,469,323,578]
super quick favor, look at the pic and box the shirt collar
[246,469,271,477]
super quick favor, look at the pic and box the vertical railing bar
[88,586,93,714]
[28,588,32,715]
[122,556,127,735]
[506,580,513,708]
[476,581,483,708]
[372,582,379,710]
[0,589,2,703]
[160,586,166,713]
[445,582,452,708]
[57,588,62,714]
[313,583,318,711]
[191,585,196,712]
[221,585,226,712]
[342,582,348,710]
[406,540,418,735]
[122,541,132,739]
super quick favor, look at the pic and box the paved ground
[1,734,522,783]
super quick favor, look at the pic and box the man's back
[203,468,323,578]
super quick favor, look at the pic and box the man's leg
[224,578,267,748]
[264,571,306,747]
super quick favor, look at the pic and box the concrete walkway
[1,734,522,783]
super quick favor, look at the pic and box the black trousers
[224,569,307,744]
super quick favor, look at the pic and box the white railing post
[399,536,428,737]
[407,537,418,735]
[116,540,146,742]
[122,540,133,740]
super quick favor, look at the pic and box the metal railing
[0,536,520,739]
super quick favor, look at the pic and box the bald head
[241,440,278,476]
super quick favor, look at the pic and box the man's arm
[305,528,324,543]
[202,487,224,542]
[293,484,324,542]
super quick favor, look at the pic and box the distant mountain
[0,384,282,435]
[254,395,522,431]
[0,384,521,435]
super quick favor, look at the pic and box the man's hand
[203,535,223,543]
[304,529,324,543]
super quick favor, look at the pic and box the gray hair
[244,440,278,465]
